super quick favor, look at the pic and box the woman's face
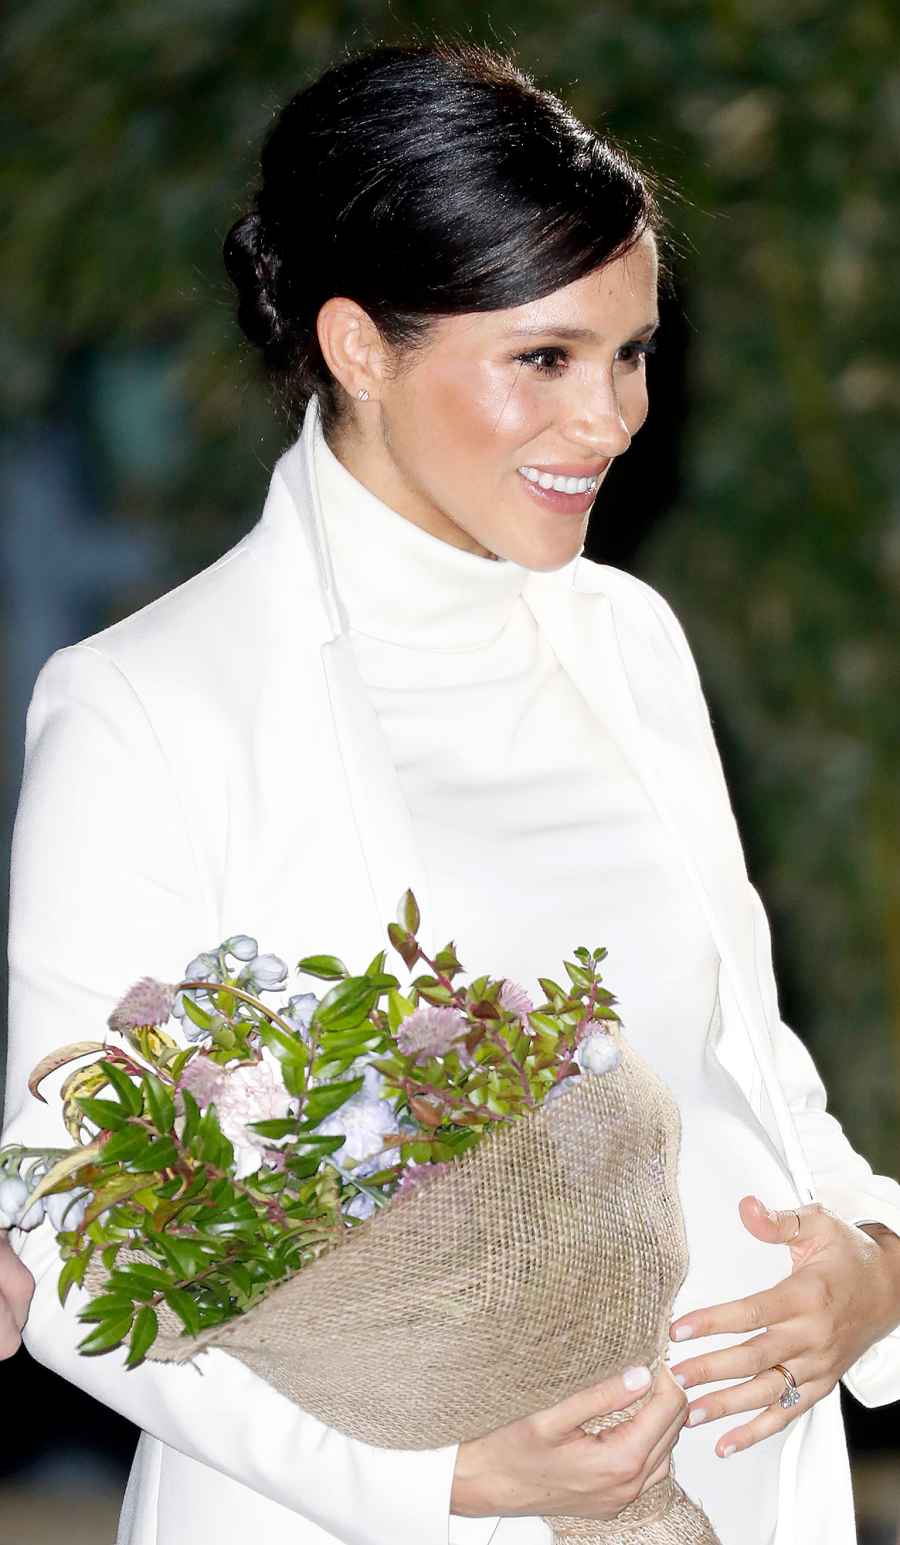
[334,230,659,571]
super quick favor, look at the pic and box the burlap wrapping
[99,1030,721,1542]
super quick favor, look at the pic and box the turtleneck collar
[313,415,536,654]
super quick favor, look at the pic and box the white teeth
[517,466,598,495]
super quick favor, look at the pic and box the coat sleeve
[3,643,498,1545]
[641,580,900,1409]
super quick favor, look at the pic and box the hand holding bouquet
[1,892,719,1543]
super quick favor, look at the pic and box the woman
[3,38,900,1545]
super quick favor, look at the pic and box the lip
[517,469,602,516]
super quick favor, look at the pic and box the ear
[315,297,389,404]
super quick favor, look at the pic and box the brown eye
[515,347,568,375]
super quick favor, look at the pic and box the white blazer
[5,394,900,1545]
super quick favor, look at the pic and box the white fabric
[314,431,803,1543]
[4,393,899,1545]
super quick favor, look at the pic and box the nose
[561,371,635,458]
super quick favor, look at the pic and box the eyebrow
[501,319,660,342]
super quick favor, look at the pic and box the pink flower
[396,1005,468,1062]
[108,977,177,1033]
[179,1052,294,1178]
[498,979,534,1019]
[395,1162,450,1200]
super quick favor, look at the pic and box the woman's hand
[669,1195,900,1459]
[0,1231,34,1357]
[450,1363,688,1519]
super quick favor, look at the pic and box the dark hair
[224,40,670,440]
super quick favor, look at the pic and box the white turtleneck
[314,425,803,1545]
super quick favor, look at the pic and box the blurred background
[1,0,898,1539]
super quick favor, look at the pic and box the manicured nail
[673,1373,687,1388]
[673,1325,694,1342]
[720,1444,736,1458]
[623,1365,652,1390]
[688,1408,707,1427]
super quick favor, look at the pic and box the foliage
[0,891,618,1364]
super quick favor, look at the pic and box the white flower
[344,1191,377,1221]
[239,953,289,991]
[183,952,221,983]
[180,1053,295,1179]
[283,993,318,1038]
[316,1064,396,1166]
[576,1032,621,1076]
[0,1177,28,1225]
[45,1189,90,1232]
[223,935,258,962]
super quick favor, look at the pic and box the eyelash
[514,339,658,376]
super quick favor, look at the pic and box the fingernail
[673,1373,687,1388]
[673,1325,694,1342]
[721,1444,736,1458]
[623,1364,652,1390]
[688,1407,707,1427]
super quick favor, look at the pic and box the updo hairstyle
[224,40,668,442]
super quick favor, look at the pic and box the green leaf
[157,1235,213,1279]
[126,1305,159,1367]
[387,923,419,971]
[142,1073,175,1134]
[257,1020,307,1066]
[77,1096,129,1130]
[109,1262,173,1295]
[100,1125,152,1164]
[247,1117,300,1139]
[167,1047,196,1082]
[78,1291,137,1322]
[128,1137,179,1173]
[363,950,387,978]
[163,1288,202,1335]
[78,1310,134,1354]
[295,954,348,980]
[181,996,214,1033]
[386,989,417,1034]
[99,1059,143,1116]
[396,888,420,935]
[563,961,593,990]
[180,1088,201,1146]
[57,1253,88,1306]
[303,1076,364,1126]
[314,978,380,1034]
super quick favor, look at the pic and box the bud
[223,936,258,963]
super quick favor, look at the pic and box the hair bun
[223,209,289,362]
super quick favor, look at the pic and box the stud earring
[357,388,369,401]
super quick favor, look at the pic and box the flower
[223,935,258,962]
[344,1191,377,1221]
[396,1005,468,1062]
[179,1052,295,1179]
[45,1188,90,1232]
[283,993,318,1039]
[498,979,534,1019]
[0,1177,29,1229]
[107,977,177,1033]
[238,953,289,991]
[316,1064,396,1166]
[183,952,222,984]
[395,1162,450,1200]
[576,1031,621,1076]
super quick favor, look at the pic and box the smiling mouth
[517,465,602,495]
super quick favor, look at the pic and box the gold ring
[771,1362,801,1410]
[789,1210,802,1240]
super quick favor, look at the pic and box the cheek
[425,361,550,464]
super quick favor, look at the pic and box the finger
[598,1368,687,1474]
[671,1328,788,1391]
[635,1389,689,1483]
[539,1365,655,1438]
[683,1358,815,1430]
[0,1300,22,1358]
[713,1376,827,1458]
[737,1196,835,1250]
[669,1277,802,1344]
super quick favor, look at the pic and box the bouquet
[2,891,719,1544]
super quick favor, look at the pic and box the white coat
[5,395,900,1545]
